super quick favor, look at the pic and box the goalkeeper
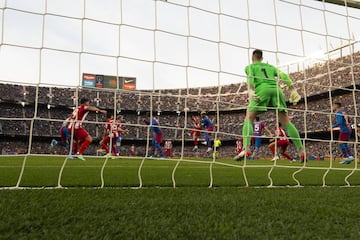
[234,49,304,161]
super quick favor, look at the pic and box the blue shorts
[254,137,262,148]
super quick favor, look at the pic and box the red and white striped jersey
[236,140,242,153]
[116,119,123,136]
[275,127,288,141]
[68,104,89,129]
[164,140,172,149]
[105,117,120,138]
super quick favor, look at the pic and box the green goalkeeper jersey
[245,62,293,91]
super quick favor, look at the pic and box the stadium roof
[315,0,360,9]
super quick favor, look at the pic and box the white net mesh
[0,0,359,188]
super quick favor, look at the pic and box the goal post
[0,0,359,188]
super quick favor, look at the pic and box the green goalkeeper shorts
[247,87,287,112]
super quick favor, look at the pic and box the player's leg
[116,137,121,156]
[278,112,303,159]
[242,111,257,152]
[272,88,304,160]
[234,89,269,160]
[167,149,171,158]
[193,131,200,151]
[251,137,261,160]
[150,136,156,157]
[343,132,354,160]
[155,133,164,158]
[234,110,257,160]
[57,127,66,146]
[66,127,78,159]
[51,127,63,147]
[111,140,117,157]
[279,141,293,161]
[100,136,110,154]
[250,137,255,154]
[77,129,92,160]
[205,129,213,153]
[339,132,354,164]
[269,141,279,161]
[213,149,219,158]
[72,140,78,155]
[63,126,71,147]
[203,131,210,146]
[189,129,195,136]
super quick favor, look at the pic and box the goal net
[0,0,359,188]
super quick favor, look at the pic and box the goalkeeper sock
[242,120,253,149]
[285,122,303,150]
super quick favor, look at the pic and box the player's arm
[245,65,260,102]
[275,67,293,87]
[275,67,301,105]
[264,125,274,137]
[331,114,344,129]
[103,122,110,136]
[86,106,107,114]
[245,65,260,101]
[245,65,255,86]
[269,134,276,142]
[118,126,129,134]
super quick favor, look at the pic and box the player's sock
[282,152,293,160]
[150,146,155,156]
[204,133,210,147]
[116,145,120,154]
[269,145,275,155]
[72,142,78,155]
[112,146,117,156]
[285,122,302,149]
[156,143,164,157]
[194,138,198,146]
[344,145,353,157]
[242,120,253,149]
[339,143,348,157]
[252,147,259,157]
[100,143,109,153]
[78,139,91,154]
[116,138,121,154]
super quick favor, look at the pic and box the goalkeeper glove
[289,89,301,105]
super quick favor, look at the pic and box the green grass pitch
[1,155,360,239]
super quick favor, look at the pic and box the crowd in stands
[0,51,359,158]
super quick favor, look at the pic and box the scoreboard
[82,73,136,90]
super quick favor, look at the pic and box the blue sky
[0,0,359,89]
